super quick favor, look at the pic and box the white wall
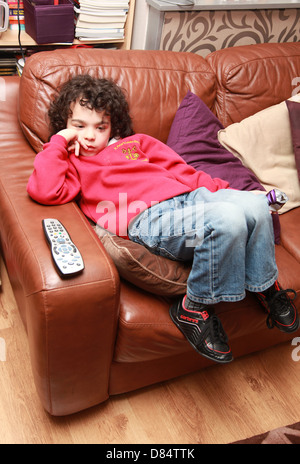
[131,0,150,49]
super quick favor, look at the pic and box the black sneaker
[169,297,233,364]
[256,282,299,333]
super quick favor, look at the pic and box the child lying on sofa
[27,74,299,364]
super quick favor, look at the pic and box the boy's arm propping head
[27,134,82,205]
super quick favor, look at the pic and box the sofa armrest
[0,77,120,415]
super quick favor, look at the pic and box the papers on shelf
[74,0,129,41]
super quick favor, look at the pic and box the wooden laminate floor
[1,256,300,445]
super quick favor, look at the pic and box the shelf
[0,0,135,50]
[0,29,125,47]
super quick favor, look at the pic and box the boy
[27,74,299,364]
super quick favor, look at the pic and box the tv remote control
[42,218,84,276]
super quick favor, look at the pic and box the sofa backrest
[207,42,300,127]
[19,43,300,153]
[19,48,216,153]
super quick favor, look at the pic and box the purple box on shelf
[23,0,74,44]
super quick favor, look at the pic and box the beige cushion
[218,94,300,214]
[92,225,190,296]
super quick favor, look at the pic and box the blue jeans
[128,187,278,305]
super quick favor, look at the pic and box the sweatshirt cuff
[49,134,69,148]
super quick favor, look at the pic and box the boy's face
[67,101,112,157]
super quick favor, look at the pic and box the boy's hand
[57,128,88,157]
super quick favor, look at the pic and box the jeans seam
[245,272,278,293]
[186,291,246,305]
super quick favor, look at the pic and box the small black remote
[42,218,84,276]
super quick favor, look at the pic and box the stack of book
[74,0,129,41]
[8,0,25,31]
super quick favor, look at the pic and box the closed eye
[71,120,85,129]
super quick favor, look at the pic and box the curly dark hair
[48,74,134,139]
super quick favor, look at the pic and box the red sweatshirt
[27,133,229,236]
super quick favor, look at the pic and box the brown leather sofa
[1,42,300,416]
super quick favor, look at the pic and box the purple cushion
[286,99,300,181]
[167,91,280,243]
[167,91,265,190]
